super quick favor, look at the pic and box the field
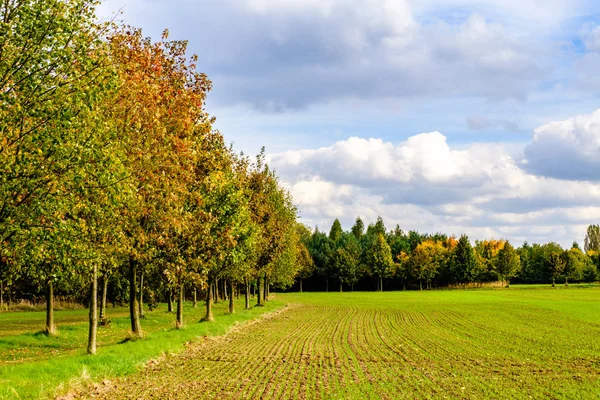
[79,287,600,399]
[4,287,600,399]
[0,298,283,399]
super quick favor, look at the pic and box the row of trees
[0,1,308,354]
[299,218,600,291]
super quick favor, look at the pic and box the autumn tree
[411,240,447,290]
[248,150,297,306]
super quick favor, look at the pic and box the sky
[98,0,600,247]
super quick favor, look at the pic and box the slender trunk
[257,276,263,306]
[264,276,269,301]
[139,272,144,319]
[128,257,142,338]
[507,279,510,288]
[167,288,173,312]
[215,278,219,303]
[419,279,422,291]
[1,282,3,311]
[224,280,228,301]
[99,273,108,321]
[351,283,354,291]
[245,279,250,309]
[326,278,329,292]
[380,277,383,292]
[251,282,255,298]
[176,283,184,329]
[236,285,239,300]
[552,277,555,287]
[299,279,303,293]
[193,288,197,308]
[204,279,214,322]
[339,281,343,292]
[45,280,56,335]
[87,264,98,355]
[229,281,235,314]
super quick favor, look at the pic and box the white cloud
[270,126,600,247]
[523,108,600,181]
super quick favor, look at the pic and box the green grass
[96,288,600,399]
[0,297,283,399]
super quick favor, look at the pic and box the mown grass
[95,287,600,399]
[0,297,283,399]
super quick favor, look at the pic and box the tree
[329,219,343,243]
[107,26,213,336]
[496,242,521,287]
[543,243,565,287]
[1,0,118,337]
[295,224,315,292]
[330,233,362,291]
[411,240,447,290]
[450,235,477,286]
[247,150,297,306]
[365,233,394,291]
[584,225,600,253]
[351,218,365,239]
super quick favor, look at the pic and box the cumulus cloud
[269,126,600,246]
[523,109,600,181]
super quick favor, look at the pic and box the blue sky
[99,0,600,247]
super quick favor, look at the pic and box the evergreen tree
[450,235,476,286]
[351,217,365,239]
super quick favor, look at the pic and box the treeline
[0,1,308,354]
[298,218,600,291]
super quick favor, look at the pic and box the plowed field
[88,289,600,399]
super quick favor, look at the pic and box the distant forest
[294,218,600,292]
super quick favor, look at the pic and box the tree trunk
[87,264,98,355]
[552,277,555,287]
[176,284,184,329]
[236,285,239,300]
[326,278,329,292]
[380,277,383,292]
[45,280,56,335]
[245,279,250,309]
[251,281,255,298]
[257,276,263,306]
[419,279,422,291]
[223,280,228,301]
[99,273,108,321]
[264,276,269,301]
[204,279,214,322]
[215,278,219,303]
[193,288,197,309]
[128,257,143,338]
[167,288,173,313]
[339,281,343,292]
[1,282,3,311]
[299,279,303,293]
[265,274,271,302]
[139,272,144,319]
[229,281,235,314]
